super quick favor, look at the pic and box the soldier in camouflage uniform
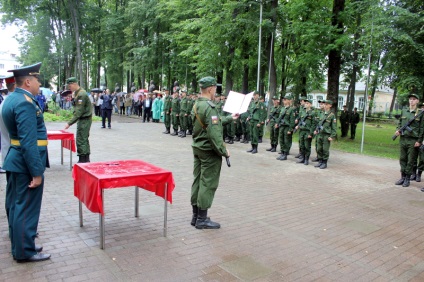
[186,92,195,135]
[394,93,424,187]
[179,89,188,137]
[162,87,172,134]
[258,96,267,143]
[312,100,325,162]
[313,100,337,169]
[294,97,307,158]
[266,96,281,152]
[190,76,238,229]
[65,77,92,163]
[246,91,266,154]
[275,95,295,160]
[294,99,316,165]
[170,90,180,136]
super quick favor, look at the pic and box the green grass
[43,102,101,122]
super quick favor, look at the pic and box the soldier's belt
[11,139,48,147]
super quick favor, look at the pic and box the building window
[338,96,344,110]
[307,94,313,100]
[0,64,4,69]
[14,65,20,69]
[358,97,364,110]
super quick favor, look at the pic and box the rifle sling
[193,104,207,130]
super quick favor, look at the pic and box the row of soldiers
[160,87,337,169]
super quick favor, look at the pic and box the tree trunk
[348,6,361,113]
[327,0,345,112]
[242,40,249,94]
[389,87,397,118]
[368,55,381,116]
[68,0,84,88]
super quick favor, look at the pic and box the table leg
[79,200,83,227]
[135,186,139,217]
[70,141,73,170]
[61,140,64,165]
[100,189,105,249]
[164,183,168,237]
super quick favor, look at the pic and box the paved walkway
[1,114,424,282]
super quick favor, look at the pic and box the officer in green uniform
[246,91,265,154]
[394,93,423,187]
[64,77,92,163]
[190,76,238,229]
[162,87,172,134]
[266,96,281,152]
[276,95,295,160]
[170,90,180,136]
[294,99,316,165]
[222,93,236,144]
[2,62,51,262]
[258,96,267,143]
[179,89,188,137]
[314,100,337,169]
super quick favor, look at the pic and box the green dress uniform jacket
[180,97,188,131]
[277,106,295,153]
[248,100,266,145]
[316,111,337,161]
[268,105,281,145]
[191,97,231,209]
[298,109,316,158]
[68,88,92,156]
[2,87,48,260]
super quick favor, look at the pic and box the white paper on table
[222,91,254,114]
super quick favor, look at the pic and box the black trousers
[143,108,151,122]
[102,109,112,127]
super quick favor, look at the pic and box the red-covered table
[72,160,175,249]
[47,130,76,170]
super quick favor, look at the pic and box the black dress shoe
[35,245,43,252]
[16,252,51,263]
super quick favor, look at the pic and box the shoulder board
[207,101,216,108]
[23,94,33,103]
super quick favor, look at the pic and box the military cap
[272,96,280,100]
[305,99,313,104]
[408,93,420,100]
[324,100,333,104]
[199,76,221,89]
[299,96,308,101]
[181,89,187,93]
[66,77,78,84]
[253,91,260,95]
[8,62,41,78]
[318,99,324,103]
[5,75,15,85]
[283,95,293,100]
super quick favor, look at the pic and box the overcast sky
[0,17,21,55]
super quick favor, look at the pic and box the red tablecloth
[73,160,175,215]
[47,130,76,152]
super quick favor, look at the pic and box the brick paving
[1,113,424,281]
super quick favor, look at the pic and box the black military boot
[258,137,263,143]
[304,156,309,166]
[77,155,83,163]
[86,155,91,163]
[235,136,240,142]
[187,130,192,135]
[278,152,287,160]
[181,131,186,138]
[417,170,422,182]
[295,152,301,158]
[247,145,254,153]
[251,144,258,154]
[191,205,198,226]
[170,129,178,136]
[163,128,170,134]
[314,160,322,167]
[395,173,406,185]
[228,138,234,144]
[270,145,277,152]
[319,160,328,169]
[266,145,273,151]
[403,175,411,187]
[296,155,305,163]
[311,156,319,162]
[410,171,416,181]
[195,209,220,229]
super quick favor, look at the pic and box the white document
[222,91,254,114]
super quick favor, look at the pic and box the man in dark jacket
[143,94,153,122]
[100,89,113,129]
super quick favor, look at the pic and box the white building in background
[0,51,21,76]
[305,80,396,114]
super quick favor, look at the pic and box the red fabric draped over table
[73,160,175,215]
[47,130,76,152]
